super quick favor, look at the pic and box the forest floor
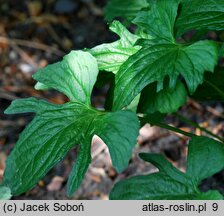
[1,0,224,200]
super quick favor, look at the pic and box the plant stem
[174,113,224,143]
[205,79,224,101]
[139,116,196,138]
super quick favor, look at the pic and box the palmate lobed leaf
[112,0,221,111]
[3,51,140,197]
[4,98,139,196]
[113,40,218,110]
[110,136,224,200]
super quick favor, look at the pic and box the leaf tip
[0,185,12,200]
[4,107,11,115]
[66,188,74,198]
[4,102,15,115]
[139,152,147,160]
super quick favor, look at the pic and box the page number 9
[212,203,218,211]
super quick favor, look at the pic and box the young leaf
[104,0,149,22]
[113,40,218,110]
[90,21,140,74]
[110,136,224,200]
[176,0,224,37]
[138,81,187,114]
[33,51,98,105]
[4,98,139,196]
[0,186,11,200]
[133,0,178,43]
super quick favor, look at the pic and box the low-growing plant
[1,0,224,200]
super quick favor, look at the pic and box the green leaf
[3,97,50,113]
[133,0,178,43]
[138,81,187,114]
[192,67,224,101]
[110,154,195,200]
[139,153,190,185]
[67,141,91,197]
[96,110,139,172]
[110,136,224,200]
[34,82,50,91]
[186,136,224,184]
[176,0,224,37]
[4,98,93,196]
[126,94,141,113]
[33,51,98,105]
[4,98,139,196]
[104,0,149,22]
[0,186,11,200]
[90,21,141,74]
[113,40,218,111]
[196,190,223,200]
[110,173,197,200]
[220,43,224,57]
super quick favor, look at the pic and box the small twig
[0,120,26,127]
[0,90,19,101]
[188,99,224,119]
[12,44,38,67]
[46,25,69,51]
[0,36,65,56]
[174,113,224,143]
[139,116,196,138]
[206,106,224,118]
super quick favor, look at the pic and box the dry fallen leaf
[47,176,64,191]
[0,152,7,181]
